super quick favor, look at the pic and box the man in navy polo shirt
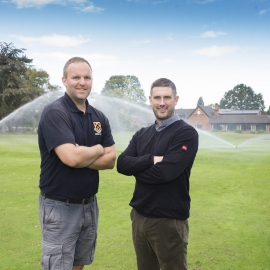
[38,57,116,270]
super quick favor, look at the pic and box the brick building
[175,104,270,133]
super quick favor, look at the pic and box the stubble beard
[153,106,175,122]
[73,87,91,103]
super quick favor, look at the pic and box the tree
[0,42,60,131]
[101,75,147,105]
[2,68,60,115]
[197,97,204,107]
[206,103,215,108]
[100,75,148,131]
[24,67,60,91]
[0,42,33,120]
[0,43,59,118]
[266,105,270,115]
[220,84,265,111]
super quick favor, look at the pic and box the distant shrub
[250,131,256,134]
[258,130,265,134]
[212,129,218,132]
[235,130,242,133]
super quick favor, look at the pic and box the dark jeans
[130,208,189,270]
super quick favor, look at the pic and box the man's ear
[175,95,179,105]
[62,76,67,86]
[149,96,152,105]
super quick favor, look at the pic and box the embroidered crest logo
[93,122,102,134]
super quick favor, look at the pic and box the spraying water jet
[1,91,269,150]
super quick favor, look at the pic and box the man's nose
[159,98,165,105]
[79,78,86,84]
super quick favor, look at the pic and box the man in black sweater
[117,78,198,270]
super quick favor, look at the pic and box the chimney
[214,103,219,115]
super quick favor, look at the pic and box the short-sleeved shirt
[38,92,115,200]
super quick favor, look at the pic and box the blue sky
[1,0,270,109]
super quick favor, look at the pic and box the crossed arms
[117,128,198,184]
[55,143,116,170]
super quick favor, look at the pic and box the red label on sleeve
[182,145,187,151]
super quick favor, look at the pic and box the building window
[195,110,202,115]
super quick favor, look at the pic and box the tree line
[197,84,269,114]
[1,42,269,128]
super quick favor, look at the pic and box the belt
[40,191,94,205]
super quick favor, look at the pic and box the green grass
[0,132,270,270]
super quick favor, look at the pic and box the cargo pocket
[89,233,97,263]
[43,199,57,225]
[42,241,62,270]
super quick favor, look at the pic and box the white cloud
[165,33,174,41]
[79,3,104,13]
[200,30,227,38]
[126,0,168,4]
[259,8,270,15]
[157,58,174,64]
[11,0,105,12]
[126,0,148,3]
[153,0,168,4]
[11,0,56,8]
[190,45,240,57]
[131,39,152,45]
[187,0,216,4]
[9,34,91,47]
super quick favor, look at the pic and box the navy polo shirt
[38,93,115,199]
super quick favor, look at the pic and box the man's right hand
[154,156,163,164]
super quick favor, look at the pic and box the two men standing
[38,57,198,270]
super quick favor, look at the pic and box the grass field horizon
[0,131,269,269]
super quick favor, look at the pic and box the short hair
[63,57,92,78]
[150,78,177,96]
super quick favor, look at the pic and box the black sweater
[117,120,198,220]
